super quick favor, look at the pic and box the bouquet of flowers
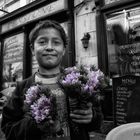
[60,65,109,110]
[24,83,57,134]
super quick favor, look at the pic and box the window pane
[3,33,24,88]
[106,7,140,77]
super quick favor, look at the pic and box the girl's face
[33,28,65,70]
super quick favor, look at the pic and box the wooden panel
[75,4,97,66]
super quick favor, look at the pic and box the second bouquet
[24,83,57,135]
[60,65,108,111]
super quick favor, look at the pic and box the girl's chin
[42,62,60,68]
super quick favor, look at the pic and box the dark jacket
[1,75,103,140]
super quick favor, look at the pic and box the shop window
[106,7,140,77]
[2,33,24,89]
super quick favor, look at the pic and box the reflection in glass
[3,33,24,89]
[106,7,140,77]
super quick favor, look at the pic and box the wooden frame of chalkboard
[113,75,140,126]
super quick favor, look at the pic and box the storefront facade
[0,0,75,90]
[96,0,140,77]
[0,0,140,123]
[95,0,140,122]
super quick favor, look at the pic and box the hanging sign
[2,0,67,33]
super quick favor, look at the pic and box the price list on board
[113,75,140,126]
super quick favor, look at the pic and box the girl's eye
[38,39,46,45]
[53,41,61,45]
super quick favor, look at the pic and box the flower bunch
[60,65,109,109]
[24,84,56,123]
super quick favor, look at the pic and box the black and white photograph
[0,0,140,140]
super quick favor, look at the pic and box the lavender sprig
[24,84,55,123]
[24,85,40,105]
[30,95,51,123]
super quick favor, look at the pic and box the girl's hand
[70,103,93,124]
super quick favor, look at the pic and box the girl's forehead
[37,28,61,37]
[35,28,63,41]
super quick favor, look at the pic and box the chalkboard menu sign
[113,75,140,126]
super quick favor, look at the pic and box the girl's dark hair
[29,20,68,48]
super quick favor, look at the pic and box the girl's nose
[44,41,53,50]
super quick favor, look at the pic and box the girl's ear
[30,44,35,55]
